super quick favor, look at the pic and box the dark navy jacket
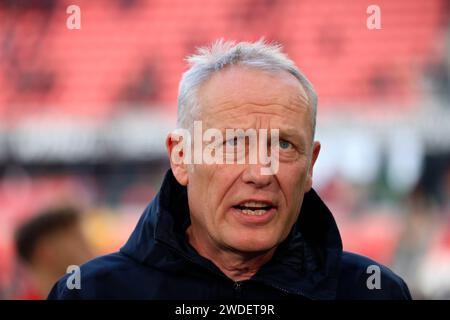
[48,170,412,300]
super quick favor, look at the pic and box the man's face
[169,66,320,253]
[35,224,93,275]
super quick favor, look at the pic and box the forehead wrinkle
[205,101,308,119]
[289,90,310,111]
[204,107,309,134]
[197,67,312,120]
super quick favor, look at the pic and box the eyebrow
[211,123,310,146]
[279,128,308,148]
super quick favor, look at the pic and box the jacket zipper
[157,240,231,281]
[158,240,311,299]
[233,281,243,298]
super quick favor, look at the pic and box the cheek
[209,165,241,205]
[188,164,236,218]
[277,162,309,206]
[187,166,211,216]
[208,165,248,224]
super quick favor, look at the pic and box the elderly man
[49,40,411,300]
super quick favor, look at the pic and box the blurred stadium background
[0,0,449,299]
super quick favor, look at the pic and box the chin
[224,233,278,254]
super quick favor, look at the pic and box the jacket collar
[121,169,343,300]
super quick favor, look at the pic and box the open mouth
[233,201,275,216]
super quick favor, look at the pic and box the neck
[186,225,277,282]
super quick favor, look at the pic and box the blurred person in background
[14,207,93,299]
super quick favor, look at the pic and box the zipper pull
[234,281,242,292]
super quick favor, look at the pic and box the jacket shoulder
[47,252,146,299]
[336,251,412,300]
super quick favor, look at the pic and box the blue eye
[226,137,238,146]
[226,137,242,146]
[279,139,291,149]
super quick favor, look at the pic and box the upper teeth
[240,201,269,208]
[241,209,267,216]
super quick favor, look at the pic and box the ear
[304,141,321,192]
[166,131,189,186]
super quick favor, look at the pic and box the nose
[241,163,273,188]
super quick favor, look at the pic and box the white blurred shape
[386,128,423,194]
[338,130,381,185]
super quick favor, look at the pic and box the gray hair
[177,39,318,137]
